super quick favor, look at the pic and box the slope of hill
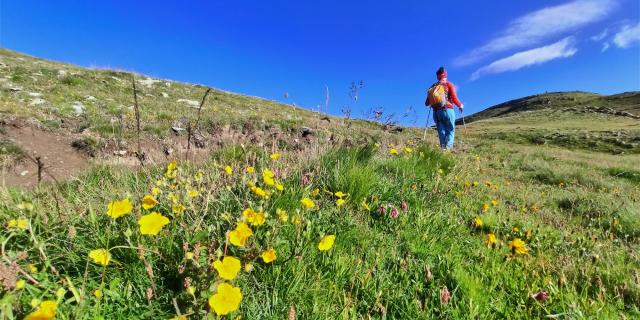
[0,48,403,186]
[458,91,640,125]
[0,49,639,319]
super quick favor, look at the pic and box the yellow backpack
[427,82,449,108]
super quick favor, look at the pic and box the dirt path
[1,125,89,187]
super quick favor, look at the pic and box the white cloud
[471,37,578,80]
[613,21,640,48]
[455,0,616,66]
[601,42,610,52]
[591,28,609,41]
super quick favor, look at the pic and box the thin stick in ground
[186,88,211,161]
[131,74,144,166]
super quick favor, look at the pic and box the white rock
[57,70,68,76]
[161,92,169,98]
[85,95,97,101]
[28,92,42,97]
[29,98,47,106]
[137,77,161,88]
[177,99,200,108]
[72,101,85,114]
[110,76,122,82]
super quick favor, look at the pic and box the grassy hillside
[459,91,640,124]
[0,50,639,319]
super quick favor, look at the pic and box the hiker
[425,67,464,150]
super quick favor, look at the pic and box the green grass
[1,141,638,319]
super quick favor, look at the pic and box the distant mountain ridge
[457,91,640,125]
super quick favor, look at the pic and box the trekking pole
[461,109,467,132]
[423,107,431,141]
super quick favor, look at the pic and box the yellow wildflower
[291,214,302,225]
[509,238,529,255]
[275,182,284,191]
[213,256,241,280]
[185,252,194,260]
[334,191,347,198]
[15,218,28,230]
[138,212,170,235]
[473,217,483,228]
[229,222,253,247]
[389,148,399,155]
[15,279,26,289]
[24,300,57,320]
[318,235,336,251]
[485,233,497,248]
[167,160,177,172]
[404,147,413,153]
[30,299,41,308]
[172,203,186,215]
[106,198,133,219]
[300,197,315,209]
[93,289,103,299]
[56,288,66,298]
[374,143,380,148]
[141,195,157,210]
[244,263,254,273]
[151,187,161,196]
[472,181,479,187]
[361,199,370,211]
[481,203,490,213]
[88,249,111,266]
[276,209,288,222]
[525,229,534,239]
[188,190,199,198]
[251,186,269,198]
[28,264,37,273]
[246,166,254,174]
[270,153,281,160]
[17,202,34,211]
[208,283,242,315]
[336,198,346,207]
[7,219,17,229]
[243,208,266,226]
[224,166,233,175]
[194,170,204,181]
[261,248,277,263]
[491,199,499,206]
[311,188,320,197]
[166,160,178,178]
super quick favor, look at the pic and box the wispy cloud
[591,28,609,41]
[471,37,577,80]
[613,21,640,48]
[455,0,616,66]
[601,42,610,52]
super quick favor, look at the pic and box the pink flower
[530,291,549,303]
[378,205,385,216]
[301,173,310,186]
[390,207,399,219]
[401,201,408,211]
[440,286,450,305]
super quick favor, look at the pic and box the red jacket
[425,80,462,109]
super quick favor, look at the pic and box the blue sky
[2,0,639,125]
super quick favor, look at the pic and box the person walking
[425,67,464,150]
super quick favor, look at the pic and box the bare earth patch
[1,123,88,187]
